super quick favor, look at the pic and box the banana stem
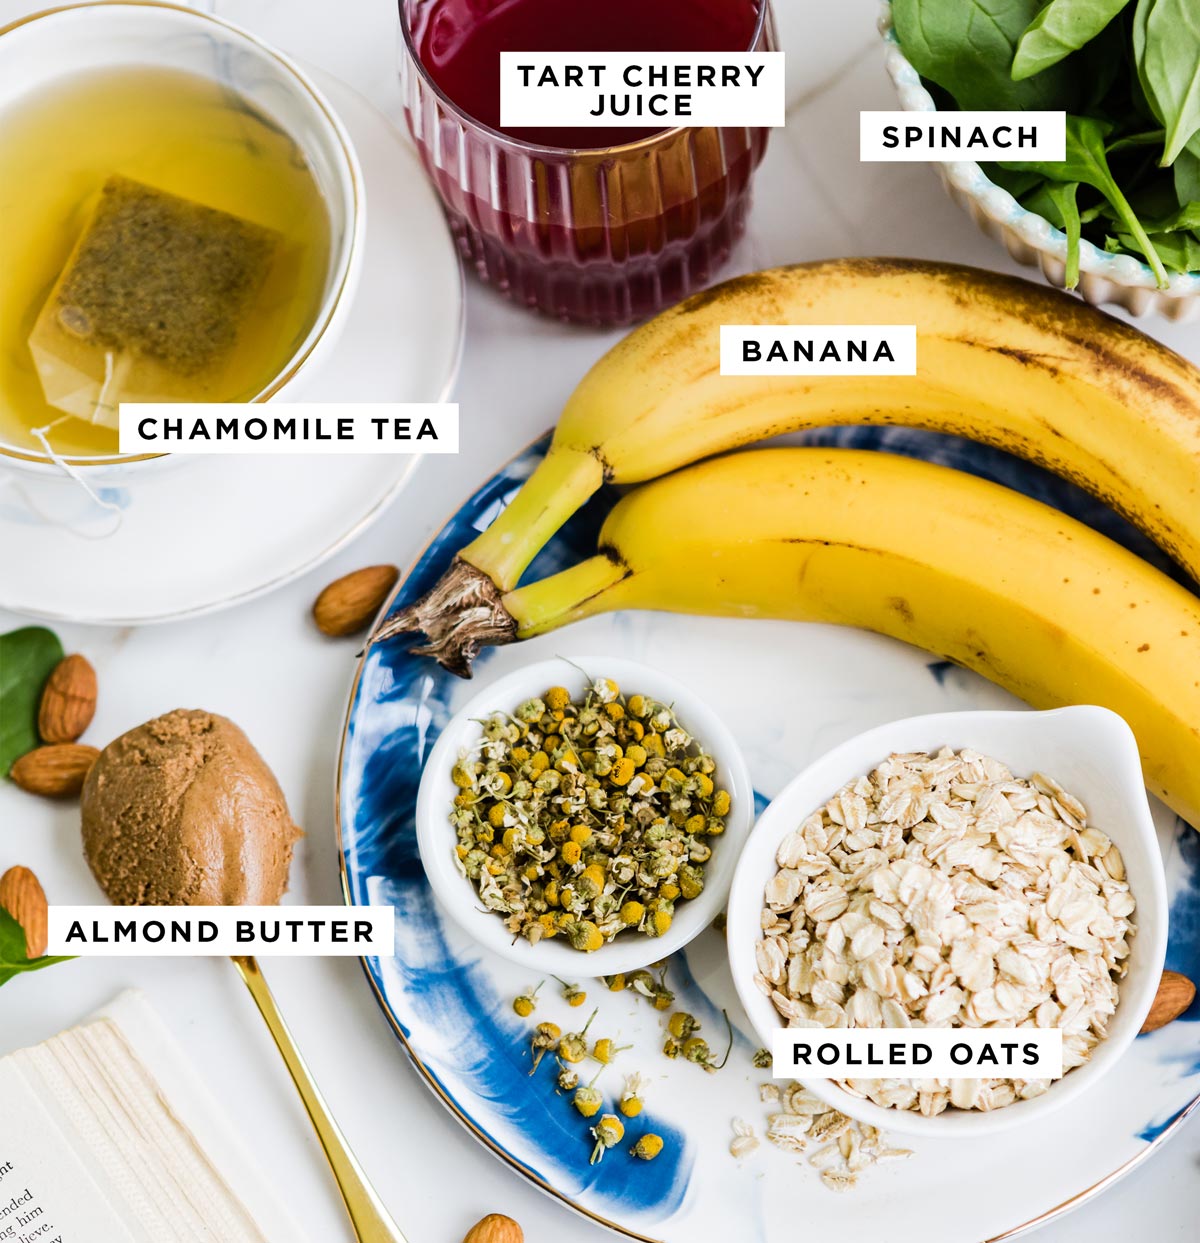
[506,554,629,636]
[461,447,606,591]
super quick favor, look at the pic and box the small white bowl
[878,1,1200,321]
[0,0,364,485]
[726,706,1168,1138]
[416,655,754,975]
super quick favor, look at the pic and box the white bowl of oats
[726,706,1168,1138]
[416,655,754,975]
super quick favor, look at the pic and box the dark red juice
[417,0,760,147]
[399,0,775,325]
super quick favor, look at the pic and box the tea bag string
[27,416,125,539]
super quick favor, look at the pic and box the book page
[0,1061,137,1243]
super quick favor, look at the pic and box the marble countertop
[1,0,1196,1239]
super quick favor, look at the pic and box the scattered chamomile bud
[752,1048,772,1069]
[618,1073,646,1118]
[592,1037,632,1065]
[589,1113,625,1164]
[630,1133,664,1161]
[683,1010,733,1073]
[604,973,627,992]
[529,1021,561,1074]
[667,1011,698,1041]
[662,1036,681,1059]
[554,976,587,1007]
[652,988,675,1011]
[558,1009,597,1063]
[573,1070,605,1118]
[627,970,656,998]
[556,1061,579,1092]
[512,982,542,1018]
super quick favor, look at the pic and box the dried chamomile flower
[667,1011,698,1041]
[618,1073,647,1118]
[670,1010,733,1073]
[556,1061,579,1092]
[554,976,587,1007]
[627,970,657,999]
[589,1113,625,1164]
[558,1009,597,1064]
[752,1048,773,1069]
[529,1021,561,1074]
[512,981,542,1018]
[603,973,627,992]
[573,1070,605,1118]
[592,1037,632,1065]
[630,1133,664,1161]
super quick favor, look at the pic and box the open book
[0,991,309,1243]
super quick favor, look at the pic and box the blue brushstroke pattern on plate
[342,427,1200,1236]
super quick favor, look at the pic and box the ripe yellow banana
[378,259,1200,653]
[475,448,1199,828]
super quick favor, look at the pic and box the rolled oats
[757,748,1135,1115]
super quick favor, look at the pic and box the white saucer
[0,70,463,625]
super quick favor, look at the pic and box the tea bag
[28,175,278,428]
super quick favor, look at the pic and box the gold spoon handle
[231,955,410,1243]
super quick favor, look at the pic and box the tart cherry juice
[399,0,774,324]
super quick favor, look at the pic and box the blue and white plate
[338,429,1199,1242]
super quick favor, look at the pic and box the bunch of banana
[375,258,1200,659]
[424,448,1200,828]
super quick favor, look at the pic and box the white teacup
[0,0,363,522]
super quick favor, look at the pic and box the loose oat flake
[756,748,1135,1115]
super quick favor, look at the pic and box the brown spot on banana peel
[888,596,914,625]
[670,259,1200,423]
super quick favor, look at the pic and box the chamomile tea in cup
[0,1,361,477]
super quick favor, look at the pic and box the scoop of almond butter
[462,1214,523,1243]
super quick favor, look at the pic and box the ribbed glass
[397,0,777,326]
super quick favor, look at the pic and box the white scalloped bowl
[726,706,1168,1139]
[878,1,1200,322]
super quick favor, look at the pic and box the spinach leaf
[985,165,1047,197]
[1141,0,1200,165]
[1118,229,1200,270]
[1173,134,1200,201]
[0,907,74,989]
[1142,200,1200,230]
[0,626,63,776]
[1013,0,1132,81]
[1023,182,1084,287]
[893,0,1079,109]
[1004,114,1171,285]
[1106,128,1167,153]
[1132,0,1156,101]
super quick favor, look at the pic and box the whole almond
[38,653,98,743]
[462,1215,523,1243]
[1140,970,1196,1034]
[10,743,100,798]
[0,866,48,958]
[313,565,399,637]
